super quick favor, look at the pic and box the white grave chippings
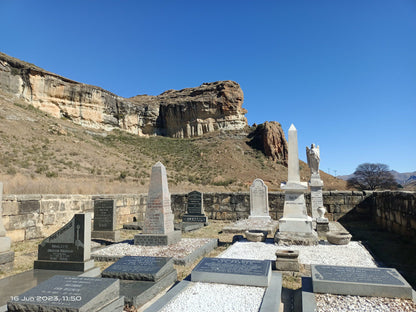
[315,293,416,312]
[92,238,212,259]
[159,282,265,312]
[219,241,377,267]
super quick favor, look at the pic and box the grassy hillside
[0,91,347,194]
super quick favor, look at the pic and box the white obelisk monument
[275,124,318,245]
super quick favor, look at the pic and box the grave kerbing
[275,124,318,245]
[34,213,96,272]
[0,181,14,272]
[134,162,181,246]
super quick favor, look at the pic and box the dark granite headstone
[182,191,208,224]
[312,265,414,299]
[187,191,203,215]
[102,256,174,282]
[93,199,116,231]
[191,257,271,287]
[34,213,94,272]
[7,275,123,312]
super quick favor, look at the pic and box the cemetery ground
[340,218,416,289]
[0,220,303,288]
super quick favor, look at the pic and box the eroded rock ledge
[0,52,247,138]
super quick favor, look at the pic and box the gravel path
[219,241,377,267]
[159,282,265,312]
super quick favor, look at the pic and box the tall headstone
[182,191,208,224]
[0,181,14,271]
[275,124,318,245]
[249,178,271,220]
[92,199,120,241]
[34,213,96,272]
[134,162,181,246]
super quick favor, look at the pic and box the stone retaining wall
[1,191,415,242]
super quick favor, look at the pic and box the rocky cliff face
[0,52,247,137]
[247,121,288,165]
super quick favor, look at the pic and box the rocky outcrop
[247,121,288,165]
[0,52,247,137]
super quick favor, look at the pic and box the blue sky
[1,0,415,175]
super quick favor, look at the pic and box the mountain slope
[0,90,347,194]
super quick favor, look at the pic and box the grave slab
[7,275,122,312]
[312,264,414,299]
[102,256,174,282]
[0,269,101,308]
[191,257,271,287]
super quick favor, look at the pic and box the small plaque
[94,200,116,231]
[312,265,413,299]
[102,256,174,281]
[187,191,203,215]
[7,275,120,312]
[191,258,271,287]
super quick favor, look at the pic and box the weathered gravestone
[7,275,124,312]
[91,199,120,241]
[182,191,208,226]
[311,264,414,299]
[191,257,272,287]
[275,124,318,245]
[249,178,271,220]
[102,256,177,307]
[0,181,14,272]
[34,213,96,272]
[134,162,181,246]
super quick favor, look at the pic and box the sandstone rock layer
[0,52,247,137]
[248,121,288,164]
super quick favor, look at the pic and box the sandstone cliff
[0,52,247,137]
[247,121,288,165]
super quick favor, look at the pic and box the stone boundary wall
[372,191,416,237]
[1,191,415,242]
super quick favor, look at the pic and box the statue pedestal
[276,182,318,246]
[310,175,324,220]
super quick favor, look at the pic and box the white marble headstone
[249,179,270,220]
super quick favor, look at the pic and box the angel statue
[306,144,320,175]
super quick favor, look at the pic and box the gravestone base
[176,222,204,232]
[0,250,14,272]
[316,220,329,233]
[121,269,177,307]
[134,231,182,246]
[92,230,121,241]
[102,256,177,308]
[182,214,208,224]
[34,258,96,272]
[274,231,318,246]
[279,217,314,233]
[222,219,278,236]
[123,221,143,230]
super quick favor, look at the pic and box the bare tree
[347,163,397,190]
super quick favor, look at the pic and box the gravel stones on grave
[326,231,352,245]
